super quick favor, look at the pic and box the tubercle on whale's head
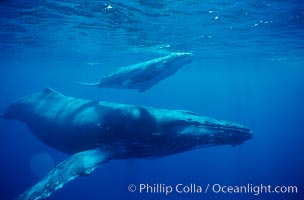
[183,122,251,147]
[208,120,253,146]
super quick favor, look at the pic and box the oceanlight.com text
[211,183,298,195]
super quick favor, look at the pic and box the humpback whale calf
[78,52,193,92]
[0,88,252,199]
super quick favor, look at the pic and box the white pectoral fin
[77,81,100,86]
[16,149,112,200]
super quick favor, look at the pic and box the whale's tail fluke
[77,81,100,86]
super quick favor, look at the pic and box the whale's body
[1,88,251,199]
[78,52,193,92]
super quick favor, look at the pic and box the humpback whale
[1,88,252,199]
[78,52,193,92]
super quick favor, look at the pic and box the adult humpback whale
[0,88,252,199]
[78,52,193,92]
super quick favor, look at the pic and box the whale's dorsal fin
[16,149,113,200]
[43,87,61,95]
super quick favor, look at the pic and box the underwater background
[0,0,303,199]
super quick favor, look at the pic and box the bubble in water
[30,153,55,178]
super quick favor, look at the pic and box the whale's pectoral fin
[16,149,112,200]
[77,81,100,86]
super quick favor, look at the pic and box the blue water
[0,1,303,200]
